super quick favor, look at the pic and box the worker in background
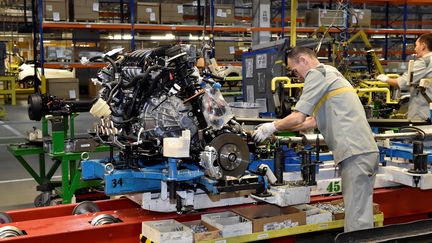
[377,33,432,120]
[253,47,379,232]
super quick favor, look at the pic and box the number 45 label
[312,179,342,195]
[326,180,342,193]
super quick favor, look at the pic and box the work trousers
[339,152,379,232]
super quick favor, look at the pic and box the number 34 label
[112,178,123,188]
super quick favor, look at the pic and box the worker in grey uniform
[253,47,379,232]
[377,33,432,120]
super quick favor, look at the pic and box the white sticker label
[150,12,156,21]
[257,233,268,239]
[56,49,65,58]
[53,12,60,21]
[93,2,99,12]
[69,90,76,99]
[146,7,152,13]
[226,9,231,15]
[229,46,235,54]
[221,12,227,18]
[46,5,53,11]
[216,9,222,17]
[256,53,267,69]
[245,58,253,78]
[177,5,183,14]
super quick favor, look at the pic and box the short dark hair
[286,46,317,62]
[418,33,432,51]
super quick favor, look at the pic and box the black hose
[122,65,163,89]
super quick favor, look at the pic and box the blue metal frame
[380,142,432,162]
[82,158,205,195]
[38,0,45,75]
[402,2,408,61]
[82,147,334,196]
[130,0,135,50]
[281,0,285,38]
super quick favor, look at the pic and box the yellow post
[290,0,297,47]
[40,75,46,94]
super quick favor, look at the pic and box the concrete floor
[0,99,100,211]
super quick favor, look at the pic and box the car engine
[87,45,250,179]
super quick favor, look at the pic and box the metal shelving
[34,0,432,71]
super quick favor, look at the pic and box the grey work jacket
[398,52,432,120]
[294,64,378,164]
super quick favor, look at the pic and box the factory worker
[253,46,379,232]
[377,33,432,120]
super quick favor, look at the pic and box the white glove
[376,74,389,82]
[253,122,277,143]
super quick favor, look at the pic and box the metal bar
[61,158,71,204]
[39,153,46,181]
[14,155,42,185]
[69,160,77,183]
[42,117,48,137]
[290,0,297,46]
[40,22,432,35]
[32,0,38,93]
[130,0,135,50]
[384,2,389,60]
[46,159,60,180]
[402,2,408,60]
[6,198,138,222]
[38,0,44,76]
[281,0,285,38]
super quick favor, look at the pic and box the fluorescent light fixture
[371,34,386,39]
[108,34,132,40]
[188,34,209,41]
[150,33,176,40]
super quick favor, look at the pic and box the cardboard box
[47,78,80,100]
[137,2,160,23]
[350,9,371,27]
[161,3,184,23]
[182,220,221,242]
[215,4,234,24]
[44,0,69,21]
[293,204,333,225]
[233,205,306,232]
[74,0,99,21]
[142,219,193,243]
[315,200,380,220]
[305,9,345,27]
[88,82,102,97]
[215,42,237,60]
[201,211,252,238]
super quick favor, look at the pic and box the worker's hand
[253,122,277,143]
[376,74,389,82]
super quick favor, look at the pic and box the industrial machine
[27,45,311,213]
[24,44,432,216]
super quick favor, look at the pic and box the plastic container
[229,102,261,118]
[163,130,191,158]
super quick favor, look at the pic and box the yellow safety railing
[271,77,304,97]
